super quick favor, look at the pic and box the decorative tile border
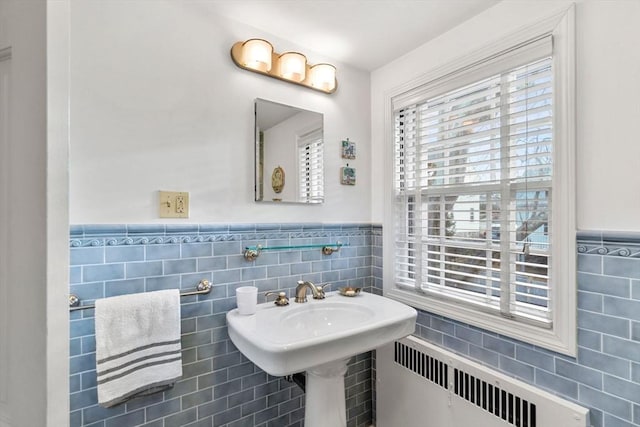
[577,230,640,258]
[70,223,374,248]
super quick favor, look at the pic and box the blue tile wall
[411,231,640,427]
[69,224,375,427]
[72,224,640,427]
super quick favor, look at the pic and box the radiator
[376,336,589,427]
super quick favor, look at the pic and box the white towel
[94,289,182,408]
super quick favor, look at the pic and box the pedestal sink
[226,291,417,427]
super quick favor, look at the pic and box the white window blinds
[393,37,553,326]
[298,129,324,203]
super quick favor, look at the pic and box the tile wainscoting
[69,224,379,427]
[70,225,640,427]
[408,231,640,427]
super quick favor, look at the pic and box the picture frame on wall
[341,139,356,159]
[340,166,356,185]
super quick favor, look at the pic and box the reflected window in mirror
[255,99,324,204]
[298,129,323,203]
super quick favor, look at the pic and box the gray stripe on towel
[96,339,181,364]
[97,348,182,379]
[97,356,182,385]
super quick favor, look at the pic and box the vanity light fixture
[231,39,337,94]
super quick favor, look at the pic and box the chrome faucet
[295,280,321,303]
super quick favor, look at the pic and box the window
[384,10,576,355]
[298,128,324,203]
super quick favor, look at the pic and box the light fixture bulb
[241,39,273,72]
[310,63,336,92]
[278,52,307,82]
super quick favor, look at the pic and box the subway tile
[197,341,226,360]
[454,324,483,346]
[83,263,124,282]
[577,329,602,351]
[213,241,242,256]
[181,388,213,410]
[214,379,242,399]
[104,278,144,297]
[578,272,630,297]
[184,418,214,427]
[499,356,534,382]
[633,280,640,300]
[70,247,104,266]
[579,385,632,421]
[70,388,97,411]
[82,405,125,425]
[578,347,630,379]
[145,244,180,260]
[181,301,213,319]
[164,408,197,427]
[213,268,241,284]
[229,389,255,409]
[164,378,198,400]
[535,369,578,399]
[603,414,635,427]
[81,371,97,390]
[555,359,602,389]
[198,256,227,272]
[70,266,82,284]
[603,374,640,402]
[164,259,197,275]
[603,257,640,280]
[603,335,640,363]
[70,282,104,304]
[482,334,515,357]
[443,335,469,356]
[214,407,242,426]
[199,369,228,390]
[515,345,555,372]
[603,296,640,322]
[578,291,603,312]
[145,275,180,291]
[105,245,144,263]
[577,254,602,274]
[578,310,629,338]
[69,353,96,375]
[468,344,500,368]
[290,262,311,275]
[197,398,228,419]
[125,261,162,278]
[242,266,266,281]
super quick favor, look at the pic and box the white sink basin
[226,291,417,377]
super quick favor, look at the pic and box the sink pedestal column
[304,357,351,427]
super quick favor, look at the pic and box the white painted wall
[0,1,69,426]
[263,110,322,202]
[371,0,640,232]
[70,0,371,224]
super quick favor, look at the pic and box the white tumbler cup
[236,286,258,315]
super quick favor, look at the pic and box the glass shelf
[244,242,345,261]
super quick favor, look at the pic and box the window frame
[383,7,576,356]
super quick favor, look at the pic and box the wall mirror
[254,98,324,204]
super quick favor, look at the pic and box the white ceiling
[210,0,500,71]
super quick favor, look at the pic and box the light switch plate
[159,191,190,218]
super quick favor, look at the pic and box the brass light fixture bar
[230,39,337,94]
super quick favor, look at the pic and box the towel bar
[69,279,212,311]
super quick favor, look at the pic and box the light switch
[159,191,189,218]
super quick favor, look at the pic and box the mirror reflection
[255,98,324,204]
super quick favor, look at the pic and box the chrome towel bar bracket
[69,279,212,311]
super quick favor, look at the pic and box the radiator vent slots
[394,341,448,390]
[394,341,537,427]
[453,368,537,427]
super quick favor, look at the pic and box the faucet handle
[265,291,289,306]
[313,283,332,299]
